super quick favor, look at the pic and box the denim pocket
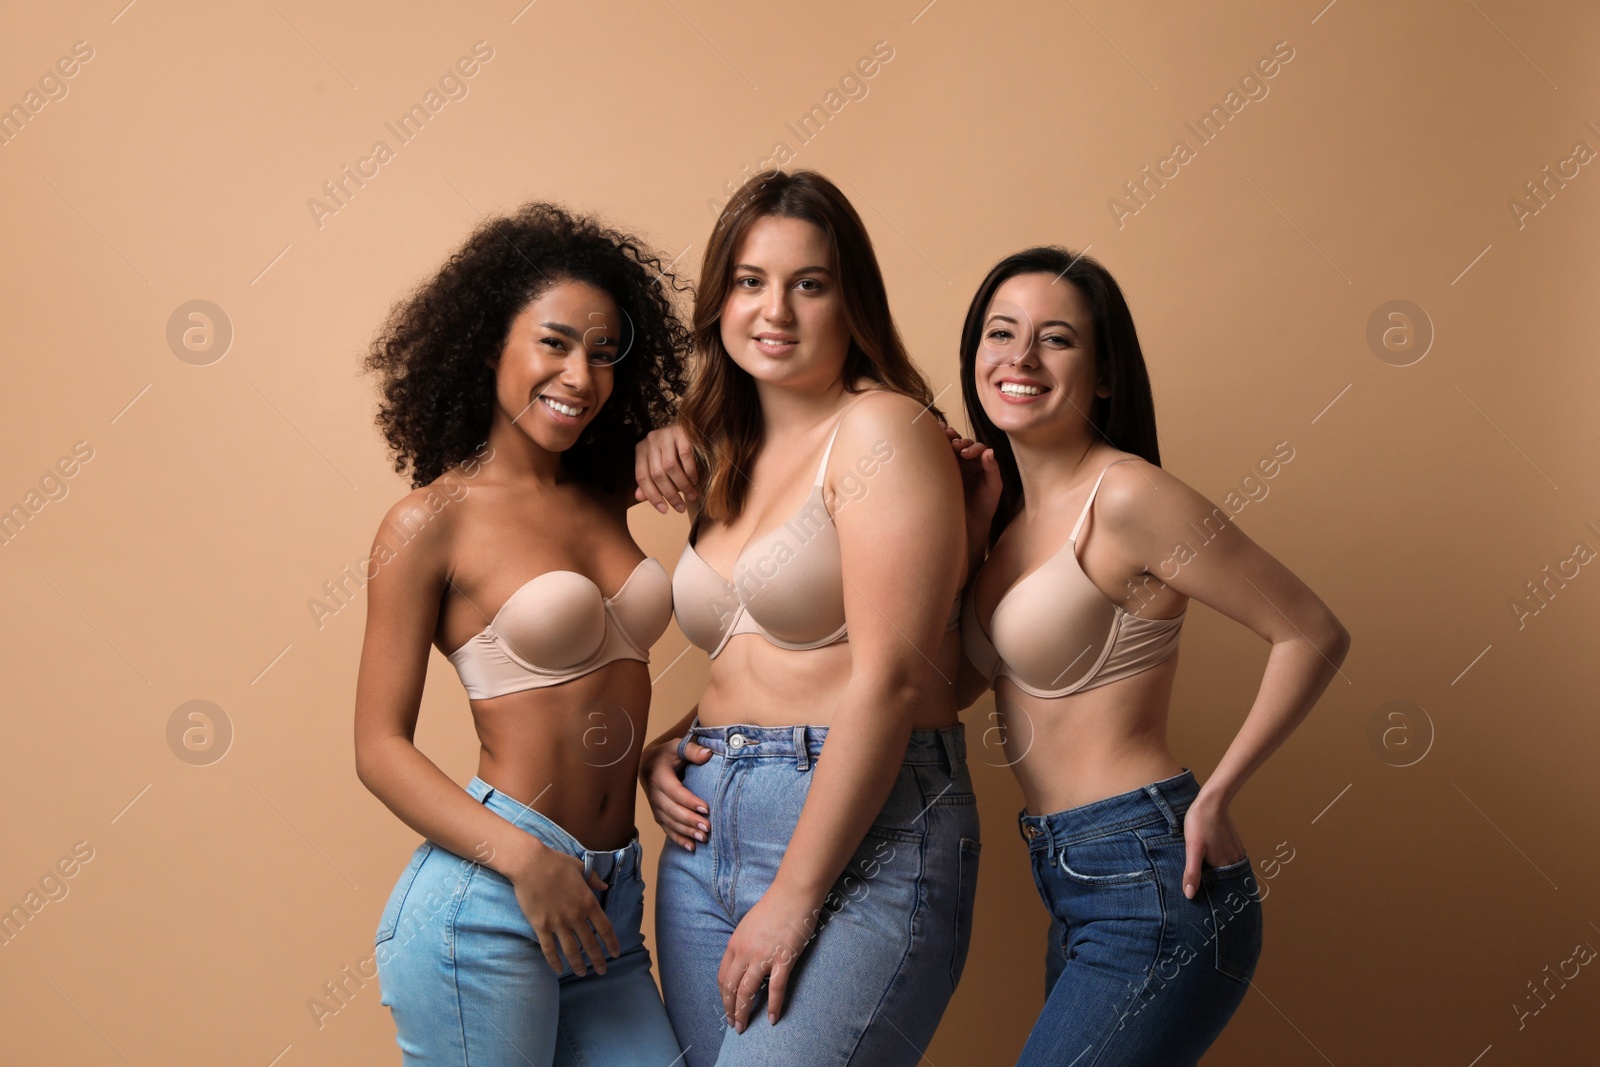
[1058,831,1157,886]
[1203,854,1263,983]
[375,842,433,945]
[950,837,982,986]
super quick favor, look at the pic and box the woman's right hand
[634,422,699,513]
[507,840,621,976]
[944,425,1002,569]
[640,734,712,850]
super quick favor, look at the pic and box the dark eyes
[735,276,823,291]
[983,328,1071,346]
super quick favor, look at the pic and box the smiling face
[974,272,1110,440]
[492,279,621,453]
[719,214,852,388]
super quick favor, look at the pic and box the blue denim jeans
[372,777,682,1066]
[655,722,981,1067]
[1016,768,1263,1066]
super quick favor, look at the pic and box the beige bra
[963,458,1185,698]
[446,558,672,699]
[673,395,961,659]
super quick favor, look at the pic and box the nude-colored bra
[963,457,1185,698]
[446,558,673,699]
[673,400,962,660]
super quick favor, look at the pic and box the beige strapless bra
[446,558,672,699]
[963,458,1185,698]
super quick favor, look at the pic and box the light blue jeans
[373,776,682,1066]
[655,722,982,1067]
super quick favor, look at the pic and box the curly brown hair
[365,201,692,490]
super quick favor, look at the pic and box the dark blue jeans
[1017,769,1262,1066]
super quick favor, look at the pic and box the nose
[560,351,594,392]
[763,284,793,323]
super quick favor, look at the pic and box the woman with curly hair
[631,170,976,1066]
[355,201,691,1065]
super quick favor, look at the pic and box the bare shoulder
[834,387,950,460]
[1092,452,1216,538]
[370,475,470,569]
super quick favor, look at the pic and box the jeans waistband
[466,776,639,884]
[1018,768,1198,854]
[684,721,967,774]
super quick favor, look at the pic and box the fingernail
[697,806,709,815]
[694,831,706,842]
[655,503,667,513]
[697,822,709,832]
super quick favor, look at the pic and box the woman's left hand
[718,888,823,1031]
[1180,787,1247,900]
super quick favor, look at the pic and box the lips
[754,332,798,355]
[538,395,589,422]
[996,378,1050,401]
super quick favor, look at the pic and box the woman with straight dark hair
[633,169,978,1066]
[948,246,1349,1064]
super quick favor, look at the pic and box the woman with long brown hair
[633,170,978,1066]
[948,246,1350,1063]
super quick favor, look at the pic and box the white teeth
[541,397,584,417]
[999,382,1044,397]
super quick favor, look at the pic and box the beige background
[2,1,1596,1063]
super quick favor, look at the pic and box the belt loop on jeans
[794,725,810,771]
[938,728,962,777]
[1146,782,1180,833]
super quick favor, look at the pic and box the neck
[1008,424,1102,514]
[752,372,855,440]
[481,408,566,487]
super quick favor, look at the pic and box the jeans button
[1023,824,1040,839]
[728,733,746,749]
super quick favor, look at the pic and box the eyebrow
[985,313,1079,333]
[540,321,614,343]
[733,263,834,276]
